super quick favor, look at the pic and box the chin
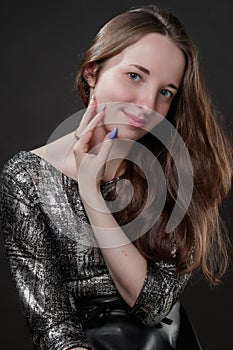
[116,126,145,141]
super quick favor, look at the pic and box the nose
[134,88,157,112]
[134,87,170,117]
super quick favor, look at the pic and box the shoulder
[0,149,79,209]
[0,150,49,205]
[1,150,38,177]
[1,150,41,183]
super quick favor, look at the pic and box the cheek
[154,100,172,117]
[95,76,134,104]
[160,106,170,117]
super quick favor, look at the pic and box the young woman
[0,5,232,350]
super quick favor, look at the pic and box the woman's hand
[72,98,117,202]
[72,97,147,309]
[74,95,102,141]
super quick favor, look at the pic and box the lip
[123,110,145,129]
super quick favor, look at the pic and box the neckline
[18,150,123,186]
[19,150,79,184]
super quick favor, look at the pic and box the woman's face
[88,33,185,139]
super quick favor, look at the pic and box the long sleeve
[101,178,190,327]
[0,150,191,345]
[0,167,90,349]
[129,260,190,326]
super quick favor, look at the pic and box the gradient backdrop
[0,0,232,349]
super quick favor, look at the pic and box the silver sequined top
[0,150,190,350]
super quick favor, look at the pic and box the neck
[89,127,132,181]
[100,138,133,182]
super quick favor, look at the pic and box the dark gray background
[0,0,232,349]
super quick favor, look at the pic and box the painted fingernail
[109,127,118,139]
[96,104,106,113]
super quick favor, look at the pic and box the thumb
[98,127,118,160]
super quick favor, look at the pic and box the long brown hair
[76,5,232,285]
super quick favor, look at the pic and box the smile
[122,110,146,129]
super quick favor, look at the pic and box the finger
[73,130,93,156]
[79,95,97,127]
[75,96,97,140]
[97,127,118,160]
[84,108,105,134]
[73,110,105,153]
[74,110,105,144]
[75,101,106,140]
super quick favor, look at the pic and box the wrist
[81,189,107,214]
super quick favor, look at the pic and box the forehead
[103,33,185,84]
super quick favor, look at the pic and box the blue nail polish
[96,104,106,113]
[109,127,118,139]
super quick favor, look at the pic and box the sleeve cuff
[37,317,91,350]
[129,262,190,326]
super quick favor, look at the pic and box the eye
[128,72,141,81]
[160,89,173,99]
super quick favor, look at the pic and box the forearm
[73,110,147,307]
[82,193,147,307]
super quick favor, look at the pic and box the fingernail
[96,104,106,113]
[109,127,118,139]
[89,95,96,106]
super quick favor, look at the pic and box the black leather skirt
[76,295,202,350]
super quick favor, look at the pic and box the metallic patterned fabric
[0,150,190,350]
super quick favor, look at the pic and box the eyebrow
[129,64,150,75]
[168,83,178,91]
[129,64,178,91]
